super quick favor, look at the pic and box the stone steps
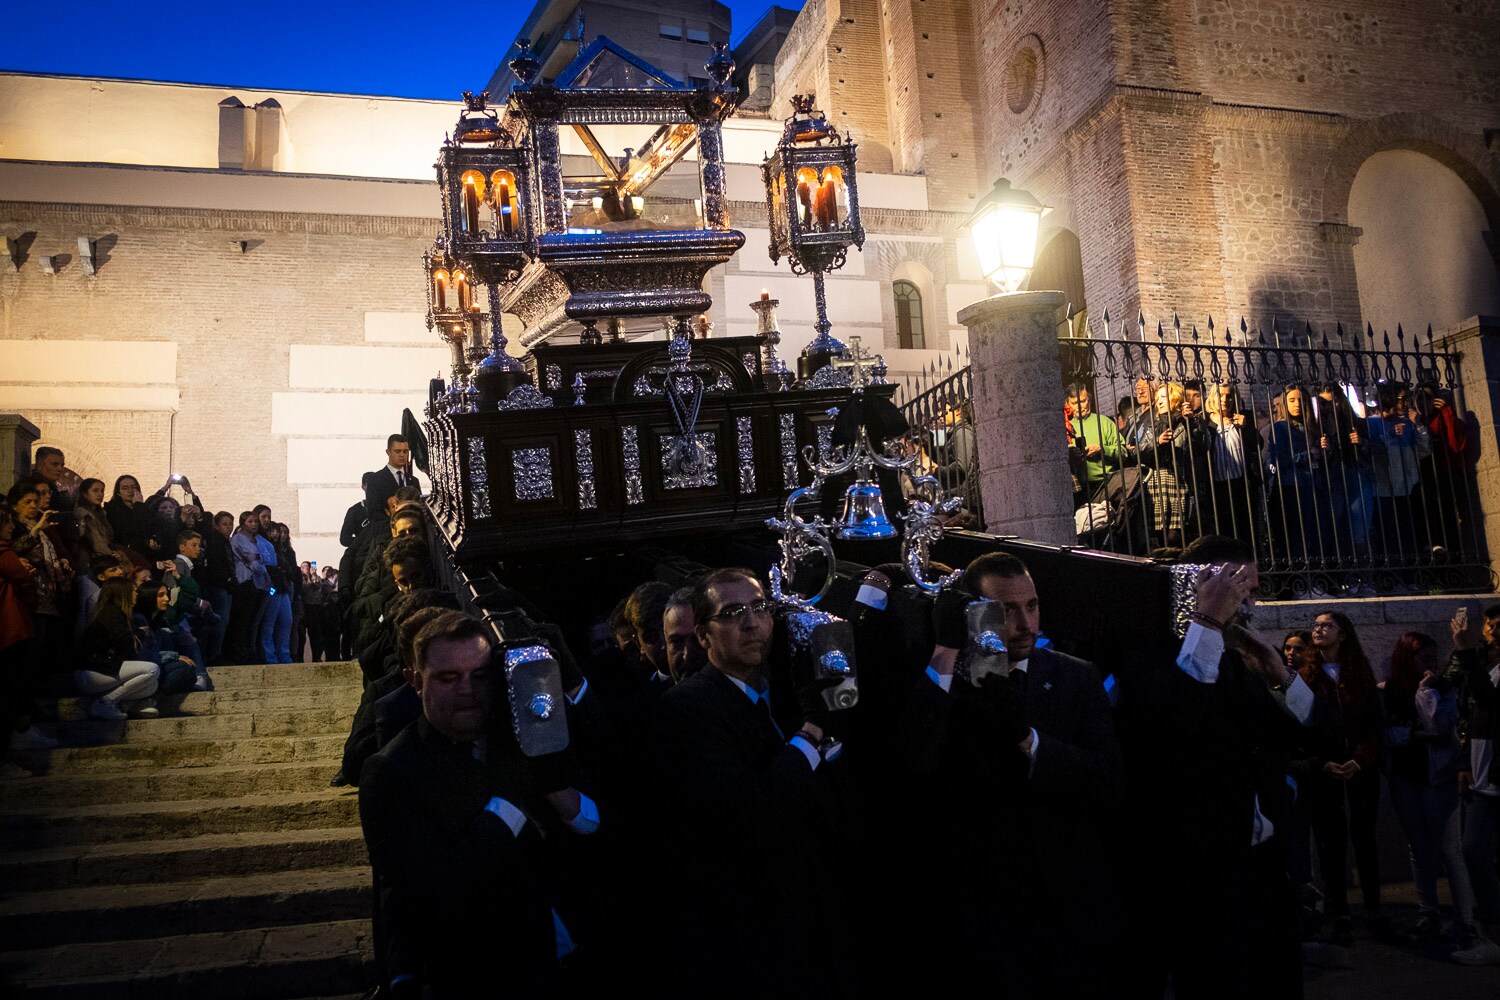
[0,867,369,950]
[0,827,367,892]
[0,760,344,810]
[0,918,374,1000]
[52,705,354,745]
[0,658,375,997]
[9,733,347,774]
[53,686,362,721]
[0,788,361,850]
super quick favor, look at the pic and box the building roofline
[0,68,461,106]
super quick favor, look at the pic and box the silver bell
[835,478,897,540]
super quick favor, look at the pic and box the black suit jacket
[364,466,423,522]
[650,667,852,999]
[358,718,556,998]
[339,501,368,548]
[897,647,1124,996]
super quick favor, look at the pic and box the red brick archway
[1322,112,1500,232]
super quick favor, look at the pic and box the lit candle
[462,176,480,233]
[433,271,449,311]
[760,289,770,301]
[495,178,513,235]
[796,179,812,227]
[456,273,472,312]
[817,177,837,229]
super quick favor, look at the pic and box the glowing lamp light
[964,178,1049,293]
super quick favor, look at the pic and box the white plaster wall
[1350,150,1500,335]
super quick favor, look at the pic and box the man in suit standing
[358,610,598,998]
[365,435,423,524]
[650,568,851,999]
[899,552,1124,997]
[1114,535,1319,999]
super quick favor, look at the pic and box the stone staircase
[0,661,376,999]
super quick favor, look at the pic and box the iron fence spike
[1383,329,1391,349]
[1397,323,1406,347]
[1192,324,1200,343]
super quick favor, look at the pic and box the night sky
[0,0,796,100]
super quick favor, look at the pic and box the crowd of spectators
[1066,377,1473,588]
[333,523,1500,998]
[1,446,329,757]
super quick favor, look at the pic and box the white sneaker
[88,698,127,721]
[130,698,160,720]
[192,673,211,692]
[1452,936,1500,966]
[7,726,58,750]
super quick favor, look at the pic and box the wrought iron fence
[1061,318,1490,598]
[898,357,982,526]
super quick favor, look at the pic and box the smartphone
[170,474,183,483]
[1456,606,1469,631]
[309,561,317,569]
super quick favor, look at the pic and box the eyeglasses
[1311,621,1338,631]
[708,599,777,623]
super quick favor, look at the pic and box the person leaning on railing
[1065,384,1123,504]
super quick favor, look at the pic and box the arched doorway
[1350,150,1500,335]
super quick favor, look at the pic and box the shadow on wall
[1249,275,1324,346]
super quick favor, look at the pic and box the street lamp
[963,178,1049,293]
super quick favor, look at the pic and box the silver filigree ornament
[496,383,555,411]
[779,413,799,489]
[737,416,756,493]
[574,428,596,509]
[622,426,643,505]
[511,447,555,502]
[660,431,719,490]
[466,436,492,518]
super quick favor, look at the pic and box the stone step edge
[0,825,366,870]
[0,759,344,800]
[2,787,360,825]
[0,917,374,986]
[4,733,348,771]
[0,865,370,919]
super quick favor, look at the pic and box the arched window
[893,280,925,349]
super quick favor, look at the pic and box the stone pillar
[957,291,1073,544]
[1433,315,1500,579]
[0,414,40,494]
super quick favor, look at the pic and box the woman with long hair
[7,478,73,660]
[1308,609,1388,943]
[1382,631,1475,940]
[1266,385,1328,568]
[1137,382,1203,547]
[132,580,206,695]
[75,577,159,720]
[104,475,155,563]
[73,478,114,561]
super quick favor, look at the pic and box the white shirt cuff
[1284,673,1315,725]
[855,584,889,610]
[1025,728,1040,762]
[484,796,527,837]
[1176,622,1224,684]
[567,677,589,705]
[925,665,954,692]
[789,734,821,770]
[565,792,601,835]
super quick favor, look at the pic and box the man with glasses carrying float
[649,567,854,999]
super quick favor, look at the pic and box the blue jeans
[258,592,293,664]
[202,586,232,664]
[1388,775,1474,923]
[1464,792,1500,927]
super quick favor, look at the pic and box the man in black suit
[897,552,1124,998]
[358,610,598,998]
[1114,535,1318,999]
[650,568,851,999]
[365,434,424,522]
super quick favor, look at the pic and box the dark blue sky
[0,1,794,100]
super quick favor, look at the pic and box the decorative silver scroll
[622,425,643,505]
[736,416,756,493]
[466,435,492,518]
[511,447,555,501]
[574,428,596,510]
